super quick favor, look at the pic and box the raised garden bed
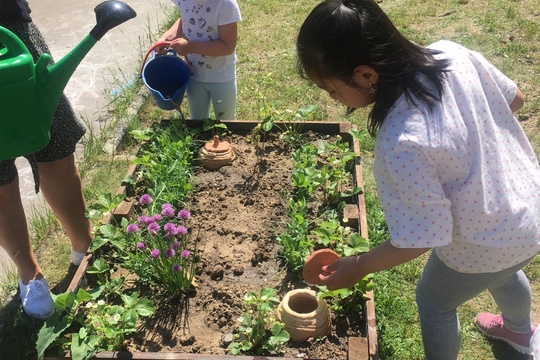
[46,120,378,360]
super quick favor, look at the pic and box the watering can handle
[139,41,193,78]
[0,26,30,59]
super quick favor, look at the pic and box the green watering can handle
[0,26,51,73]
[0,26,30,59]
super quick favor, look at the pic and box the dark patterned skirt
[0,21,86,191]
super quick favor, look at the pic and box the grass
[1,0,539,359]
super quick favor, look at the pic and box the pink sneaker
[475,312,535,355]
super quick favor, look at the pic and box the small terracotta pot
[276,289,331,341]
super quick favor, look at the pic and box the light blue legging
[186,79,236,120]
[416,251,534,360]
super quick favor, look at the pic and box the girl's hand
[169,38,191,56]
[319,256,365,290]
[151,39,172,55]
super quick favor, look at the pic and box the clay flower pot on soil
[276,288,331,342]
[302,248,340,285]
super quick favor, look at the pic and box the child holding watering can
[153,0,241,120]
[297,0,540,357]
[0,0,93,319]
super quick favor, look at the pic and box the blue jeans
[186,79,237,120]
[416,251,534,359]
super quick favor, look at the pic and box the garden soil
[122,129,364,359]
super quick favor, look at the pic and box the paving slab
[0,0,172,282]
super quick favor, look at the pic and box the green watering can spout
[0,1,136,161]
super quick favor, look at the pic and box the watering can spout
[0,1,136,161]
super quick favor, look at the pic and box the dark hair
[296,0,450,135]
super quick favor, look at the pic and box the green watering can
[0,1,136,161]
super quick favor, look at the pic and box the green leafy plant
[85,193,125,221]
[317,275,373,315]
[202,117,228,137]
[276,199,313,272]
[132,121,197,208]
[228,287,289,355]
[36,287,154,360]
[86,258,124,300]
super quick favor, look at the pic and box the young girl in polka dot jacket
[297,0,540,358]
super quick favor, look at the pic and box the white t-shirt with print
[172,0,241,82]
[373,40,540,273]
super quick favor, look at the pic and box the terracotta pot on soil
[199,135,235,170]
[276,288,331,342]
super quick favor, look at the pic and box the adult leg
[187,80,212,119]
[37,154,92,254]
[0,175,54,319]
[0,176,43,283]
[210,79,237,120]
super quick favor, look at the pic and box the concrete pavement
[0,0,172,281]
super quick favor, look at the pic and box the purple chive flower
[138,215,148,224]
[172,264,182,272]
[162,205,175,217]
[171,240,181,249]
[150,249,160,258]
[136,241,145,249]
[148,222,160,236]
[176,225,188,235]
[153,214,163,222]
[181,250,191,258]
[165,248,175,258]
[140,215,155,225]
[139,194,153,205]
[126,223,139,233]
[164,223,177,235]
[177,209,191,219]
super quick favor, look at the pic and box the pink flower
[139,194,153,205]
[165,248,175,258]
[148,222,160,236]
[176,225,188,235]
[150,249,160,258]
[164,223,177,235]
[162,205,175,217]
[136,242,145,249]
[177,209,191,219]
[171,264,182,272]
[126,223,139,233]
[181,250,191,258]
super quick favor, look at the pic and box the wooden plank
[112,199,135,222]
[348,337,369,360]
[349,124,379,359]
[44,351,321,359]
[343,203,359,229]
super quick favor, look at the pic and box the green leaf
[271,324,290,342]
[86,258,109,275]
[131,298,155,317]
[36,310,73,357]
